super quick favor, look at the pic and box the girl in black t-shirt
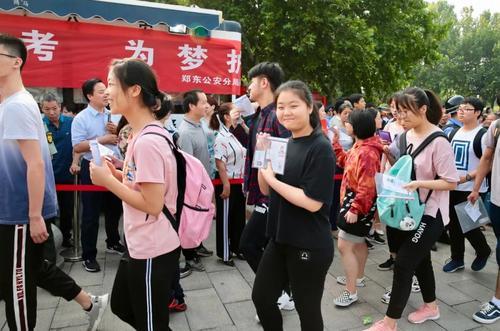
[252,80,335,331]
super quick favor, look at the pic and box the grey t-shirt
[177,117,211,175]
[485,119,500,206]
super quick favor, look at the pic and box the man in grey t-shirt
[177,89,213,277]
[469,119,500,324]
[177,90,211,174]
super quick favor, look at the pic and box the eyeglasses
[395,110,409,118]
[0,53,17,59]
[458,106,476,112]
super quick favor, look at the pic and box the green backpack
[377,131,447,231]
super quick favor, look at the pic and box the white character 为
[125,40,154,66]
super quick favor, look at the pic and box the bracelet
[465,173,472,182]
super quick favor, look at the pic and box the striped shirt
[214,124,246,179]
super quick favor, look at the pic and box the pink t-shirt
[406,127,459,226]
[122,123,180,259]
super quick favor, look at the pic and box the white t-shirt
[0,90,58,224]
[451,126,488,192]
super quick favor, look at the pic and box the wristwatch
[465,173,472,182]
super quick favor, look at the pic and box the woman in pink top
[365,87,459,331]
[90,58,180,331]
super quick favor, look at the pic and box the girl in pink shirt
[90,58,180,331]
[366,88,459,331]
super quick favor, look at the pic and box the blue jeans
[490,203,500,267]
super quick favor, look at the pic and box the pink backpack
[142,125,215,249]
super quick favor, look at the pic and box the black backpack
[448,127,487,159]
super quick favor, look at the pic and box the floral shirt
[334,136,383,215]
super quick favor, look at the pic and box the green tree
[149,0,448,101]
[413,2,500,105]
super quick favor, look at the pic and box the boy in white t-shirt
[0,34,107,331]
[443,97,491,273]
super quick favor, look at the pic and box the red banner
[0,14,242,94]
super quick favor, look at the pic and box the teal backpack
[377,131,448,231]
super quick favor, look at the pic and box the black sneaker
[365,239,374,250]
[107,243,125,255]
[83,259,101,273]
[180,264,192,279]
[218,259,235,267]
[367,232,386,245]
[196,244,213,257]
[378,256,394,271]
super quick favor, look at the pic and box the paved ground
[1,220,499,331]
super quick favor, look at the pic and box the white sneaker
[412,276,421,293]
[86,294,109,331]
[381,287,391,304]
[336,276,366,287]
[277,291,295,311]
[334,289,358,307]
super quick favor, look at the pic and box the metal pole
[61,174,83,262]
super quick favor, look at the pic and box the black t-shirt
[267,130,336,249]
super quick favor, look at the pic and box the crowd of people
[1,33,500,331]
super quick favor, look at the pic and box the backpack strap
[408,131,448,204]
[473,127,487,159]
[409,131,448,159]
[137,124,186,232]
[399,131,408,157]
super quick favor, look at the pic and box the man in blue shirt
[71,78,124,273]
[41,92,77,248]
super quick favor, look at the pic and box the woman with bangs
[252,80,335,330]
[365,88,459,331]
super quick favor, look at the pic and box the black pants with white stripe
[215,183,246,261]
[0,224,82,331]
[110,246,180,331]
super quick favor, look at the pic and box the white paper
[381,174,410,195]
[268,137,288,175]
[252,150,267,168]
[89,140,102,166]
[375,173,413,200]
[90,140,115,166]
[98,143,115,157]
[251,136,289,175]
[234,95,255,117]
[464,202,482,223]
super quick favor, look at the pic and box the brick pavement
[1,221,499,331]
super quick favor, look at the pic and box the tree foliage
[149,0,448,100]
[412,1,500,105]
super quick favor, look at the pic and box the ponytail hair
[209,102,233,131]
[394,87,442,125]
